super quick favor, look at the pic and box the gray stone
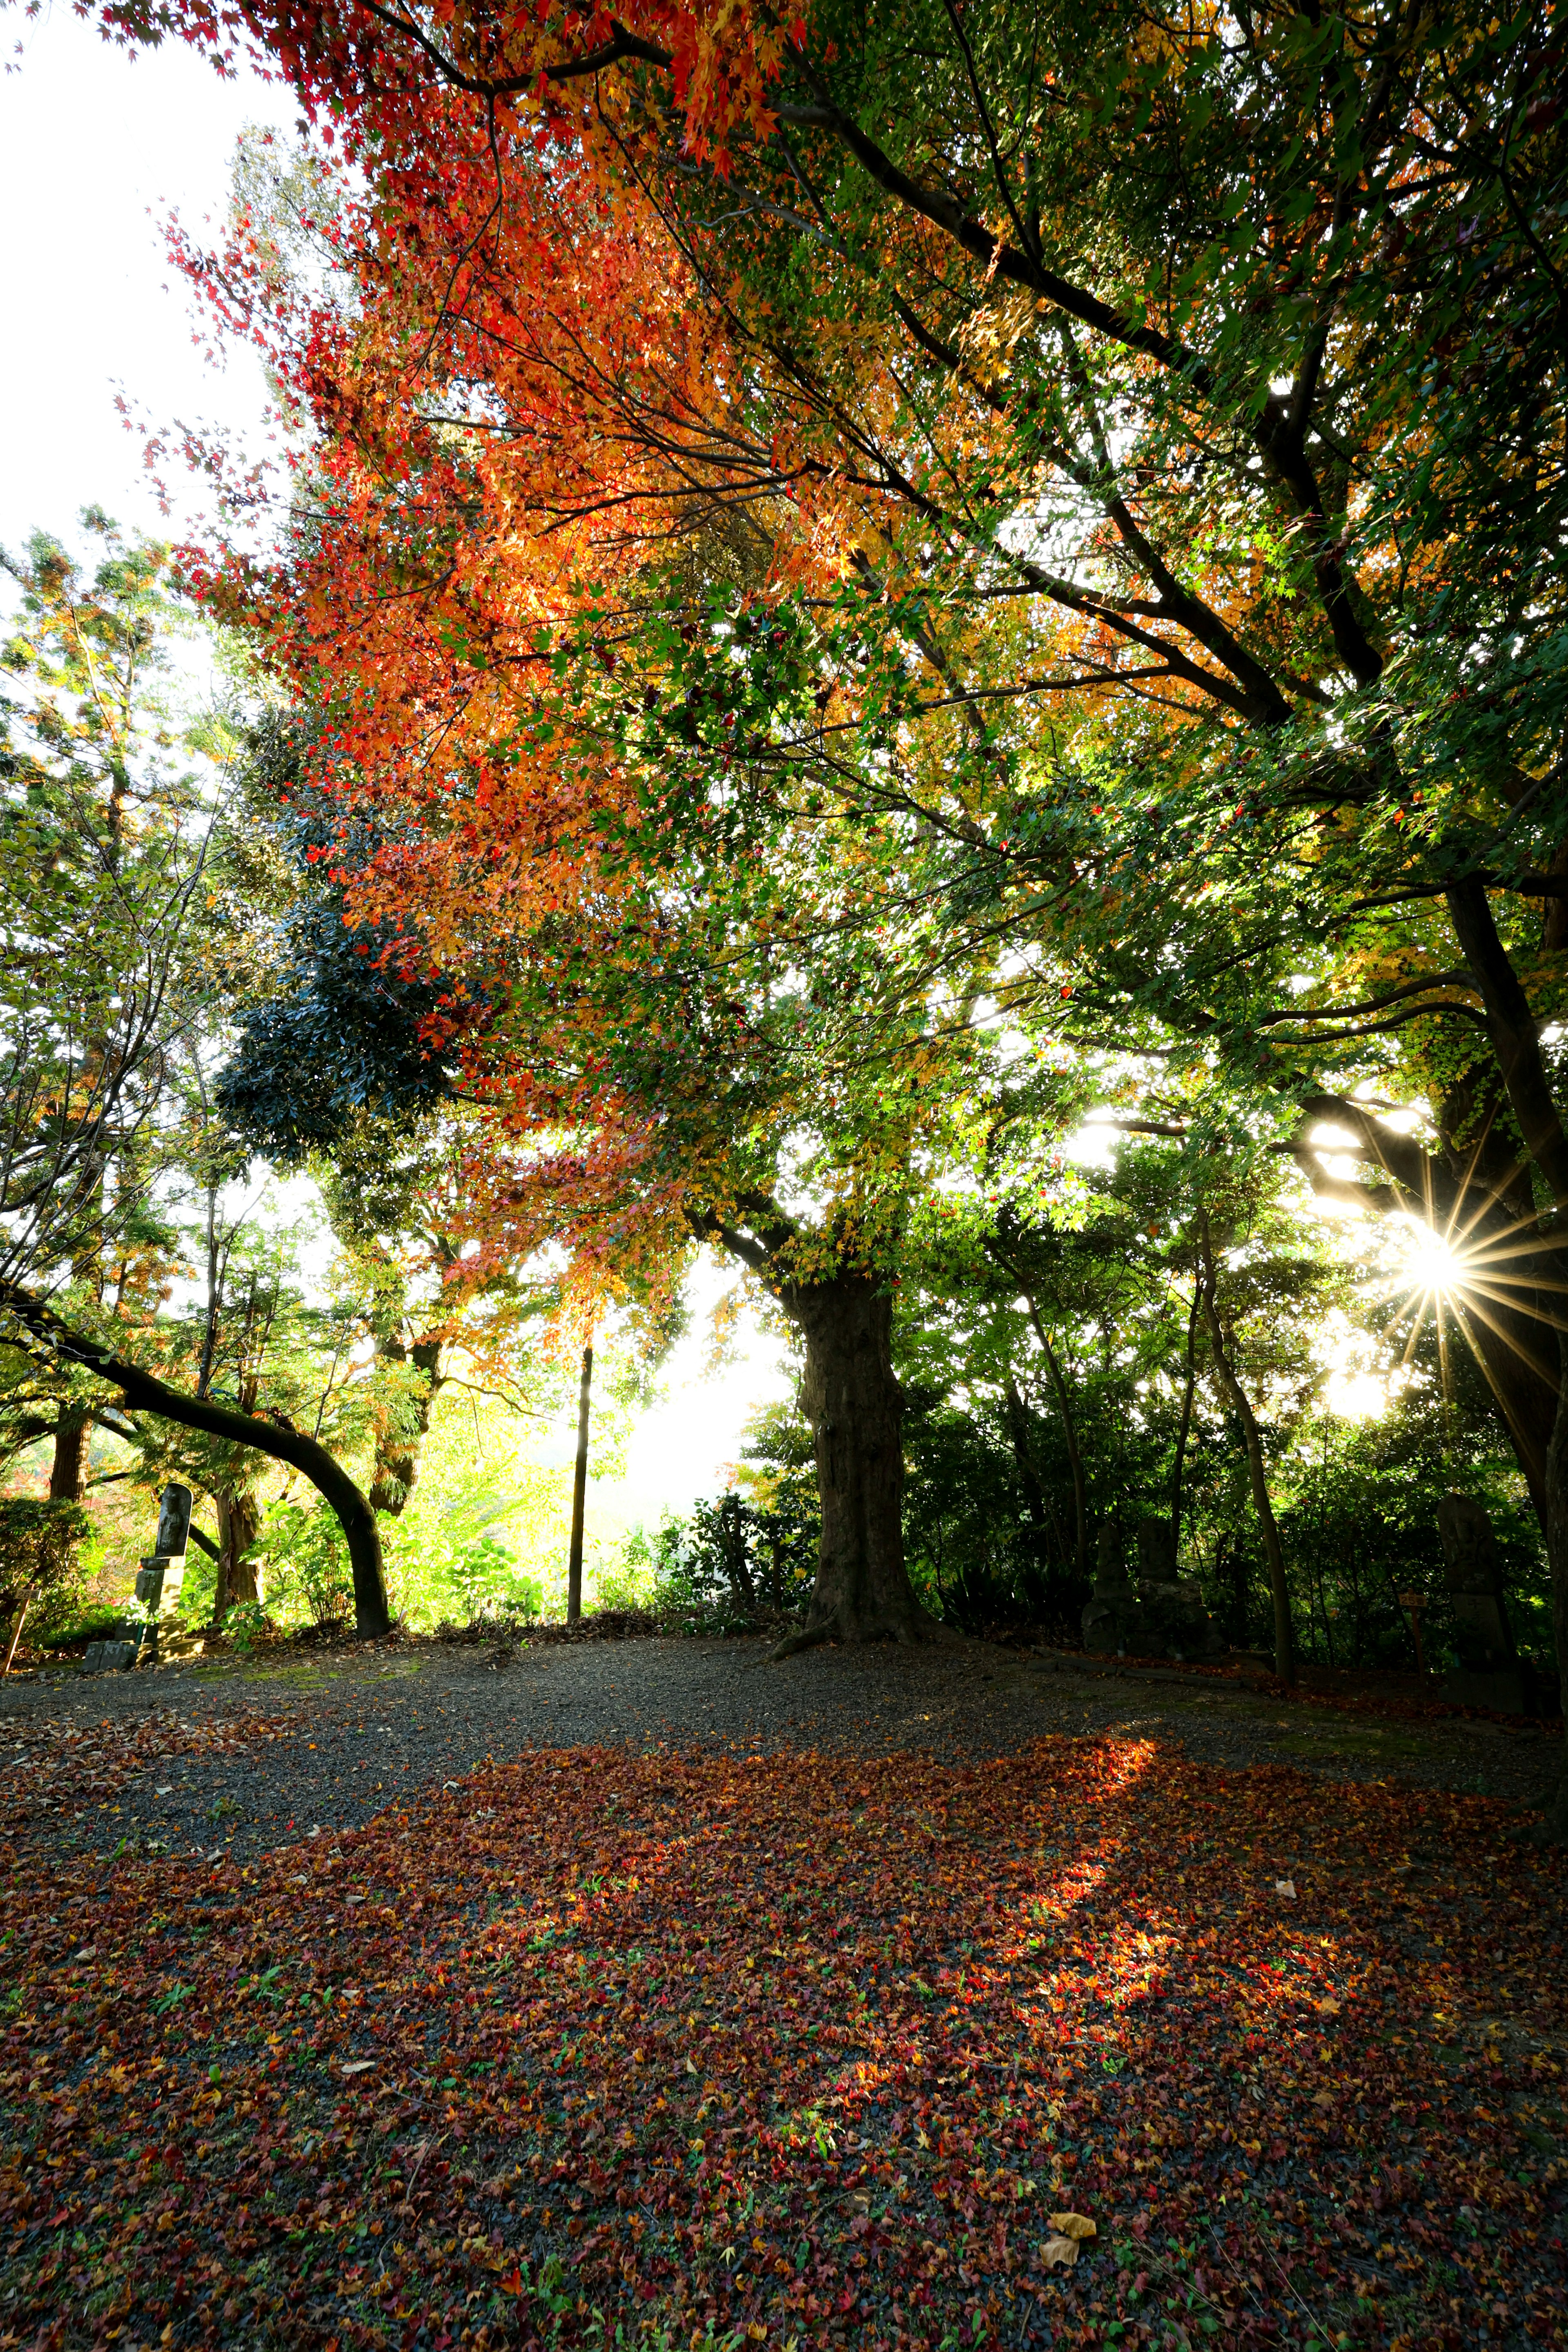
[1082,1524,1145,1654]
[1081,1518,1220,1661]
[155,1484,193,1559]
[1437,1493,1517,1675]
[1136,1517,1178,1581]
[1137,1577,1223,1661]
[135,1558,186,1615]
[1444,1666,1539,1717]
[83,1638,138,1674]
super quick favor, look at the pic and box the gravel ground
[1,1631,1559,1862]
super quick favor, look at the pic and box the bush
[252,1501,354,1629]
[0,1499,94,1646]
[617,1493,816,1635]
[382,1485,543,1629]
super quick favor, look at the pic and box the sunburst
[1375,1187,1568,1425]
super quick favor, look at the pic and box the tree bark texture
[773,1274,933,1655]
[1543,1339,1568,1843]
[214,1488,262,1621]
[368,1335,445,1515]
[48,1405,91,1503]
[0,1281,391,1637]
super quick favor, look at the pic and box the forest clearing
[2,1635,1564,2349]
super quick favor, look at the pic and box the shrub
[382,1484,543,1629]
[252,1501,354,1628]
[0,1499,94,1648]
[616,1495,815,1635]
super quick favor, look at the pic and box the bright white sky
[1,8,796,1515]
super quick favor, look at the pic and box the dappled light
[2,1727,1563,2348]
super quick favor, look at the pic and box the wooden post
[567,1345,593,1625]
[2,1592,31,1681]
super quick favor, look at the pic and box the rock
[1437,1494,1520,1701]
[1082,1525,1145,1655]
[1080,1519,1221,1659]
[82,1639,138,1674]
[1136,1578,1223,1661]
[1136,1518,1178,1581]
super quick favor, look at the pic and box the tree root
[766,1603,949,1662]
[767,1619,834,1663]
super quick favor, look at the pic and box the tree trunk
[368,1336,445,1515]
[1002,1373,1051,1554]
[567,1343,592,1624]
[1027,1307,1089,1587]
[48,1405,91,1503]
[214,1488,262,1621]
[1542,1339,1568,1844]
[1170,1288,1200,1552]
[0,1280,391,1637]
[1196,1224,1294,1684]
[771,1274,933,1655]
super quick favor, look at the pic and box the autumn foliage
[3,1711,1565,2345]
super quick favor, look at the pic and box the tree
[78,1,1568,1795]
[0,520,394,1633]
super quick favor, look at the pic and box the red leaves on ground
[1,1734,1564,2348]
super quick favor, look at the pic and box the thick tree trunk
[368,1336,444,1515]
[214,1488,262,1621]
[0,1281,391,1637]
[771,1274,934,1655]
[1541,1343,1568,1844]
[48,1405,91,1503]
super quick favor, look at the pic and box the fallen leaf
[1275,1878,1297,1898]
[1041,2232,1081,2267]
[340,2059,376,2075]
[1048,2212,1096,2241]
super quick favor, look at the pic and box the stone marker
[134,1482,192,1645]
[81,1483,195,1673]
[83,1639,137,1674]
[1082,1515,1222,1661]
[1134,1516,1223,1660]
[1082,1524,1143,1654]
[1136,1518,1178,1581]
[1436,1492,1532,1714]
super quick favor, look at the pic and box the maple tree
[53,2,1568,1761]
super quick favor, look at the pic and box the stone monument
[132,1484,192,1664]
[1082,1523,1145,1655]
[1133,1515,1223,1660]
[1436,1492,1531,1714]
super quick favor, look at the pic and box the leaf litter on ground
[0,1720,1564,2349]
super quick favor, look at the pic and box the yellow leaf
[1041,2232,1080,2268]
[1048,2212,1096,2241]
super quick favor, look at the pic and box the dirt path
[2,1633,1558,1863]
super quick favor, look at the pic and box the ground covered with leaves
[1,1716,1564,2351]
